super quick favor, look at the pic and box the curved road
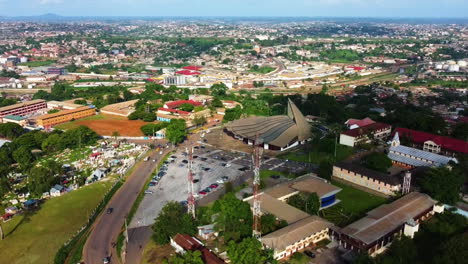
[83,148,171,264]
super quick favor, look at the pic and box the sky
[0,0,467,18]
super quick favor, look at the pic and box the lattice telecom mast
[402,171,411,195]
[186,143,196,218]
[252,136,263,239]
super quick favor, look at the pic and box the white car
[145,190,154,194]
[216,179,225,184]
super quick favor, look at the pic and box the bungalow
[170,234,225,264]
[50,184,66,197]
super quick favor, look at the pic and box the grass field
[0,181,113,264]
[321,181,387,227]
[278,144,354,164]
[54,114,151,136]
[20,60,56,67]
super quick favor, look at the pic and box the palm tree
[112,131,120,142]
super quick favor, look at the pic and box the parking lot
[129,146,246,228]
[129,145,316,228]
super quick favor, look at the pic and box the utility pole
[252,135,263,239]
[0,222,4,240]
[186,142,196,218]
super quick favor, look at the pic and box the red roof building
[164,100,202,109]
[394,127,468,155]
[345,118,375,129]
[182,66,203,71]
[171,234,225,264]
[175,70,202,76]
[340,122,392,147]
[157,107,190,116]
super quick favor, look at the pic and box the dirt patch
[75,115,151,137]
[143,243,174,264]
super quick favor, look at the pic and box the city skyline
[1,0,468,18]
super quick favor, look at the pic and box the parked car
[106,208,113,214]
[210,184,219,189]
[182,160,189,164]
[145,190,154,194]
[221,176,229,180]
[193,179,200,183]
[199,191,207,195]
[103,257,110,264]
[216,179,225,184]
[271,175,281,180]
[304,250,316,258]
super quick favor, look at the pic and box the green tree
[28,160,63,196]
[317,160,333,180]
[164,250,204,264]
[451,122,468,141]
[261,214,287,235]
[179,103,195,112]
[140,123,168,136]
[227,237,275,264]
[193,115,207,127]
[362,153,392,173]
[211,98,223,108]
[12,146,34,169]
[223,105,243,122]
[434,233,468,264]
[287,192,320,215]
[211,83,228,97]
[151,201,197,245]
[212,193,252,241]
[380,236,418,264]
[419,167,464,204]
[166,119,187,144]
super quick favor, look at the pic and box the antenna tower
[186,143,196,218]
[402,171,411,195]
[252,135,263,239]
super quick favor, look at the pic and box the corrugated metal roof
[388,145,456,167]
[339,192,435,245]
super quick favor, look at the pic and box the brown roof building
[331,192,443,256]
[224,99,311,151]
[170,234,224,264]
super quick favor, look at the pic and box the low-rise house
[340,122,392,147]
[170,234,225,264]
[50,184,66,197]
[197,224,218,240]
[331,192,444,257]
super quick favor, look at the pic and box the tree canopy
[287,192,320,215]
[227,237,276,264]
[151,201,197,245]
[166,119,187,144]
[212,193,252,242]
[419,167,464,205]
[362,153,392,173]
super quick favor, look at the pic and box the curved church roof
[225,99,311,148]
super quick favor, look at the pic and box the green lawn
[321,181,387,227]
[20,60,56,67]
[259,170,289,179]
[279,144,354,164]
[54,114,106,130]
[0,181,113,264]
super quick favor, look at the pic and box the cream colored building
[262,216,333,260]
[332,163,401,197]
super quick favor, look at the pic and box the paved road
[83,148,171,264]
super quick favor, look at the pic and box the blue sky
[1,0,467,18]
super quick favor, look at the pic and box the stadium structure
[224,99,311,151]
